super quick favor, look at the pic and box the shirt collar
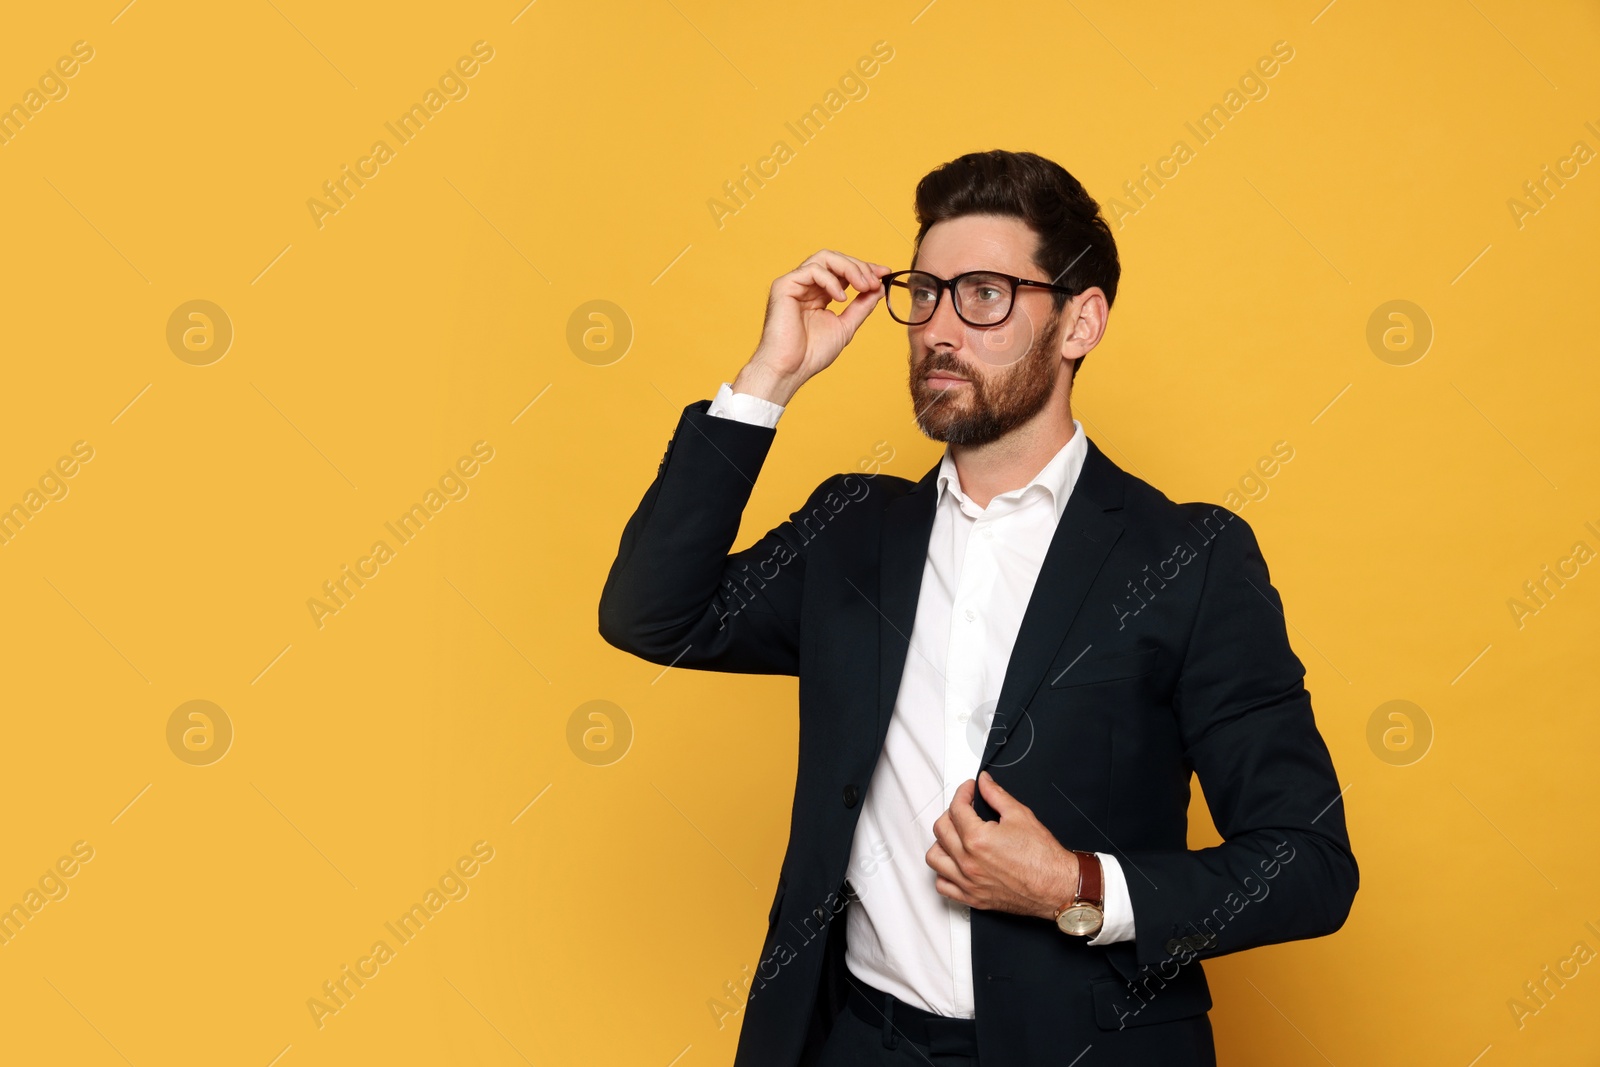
[935,420,1087,525]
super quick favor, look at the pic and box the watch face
[1056,903,1104,936]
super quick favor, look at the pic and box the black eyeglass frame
[882,269,1081,328]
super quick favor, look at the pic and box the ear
[1061,286,1109,361]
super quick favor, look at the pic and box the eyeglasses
[883,269,1079,328]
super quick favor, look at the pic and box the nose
[915,282,965,351]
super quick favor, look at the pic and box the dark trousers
[816,973,981,1066]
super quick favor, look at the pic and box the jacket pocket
[1089,970,1212,1029]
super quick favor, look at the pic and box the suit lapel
[873,437,1128,776]
[875,457,941,756]
[978,439,1125,776]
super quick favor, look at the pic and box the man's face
[906,214,1069,446]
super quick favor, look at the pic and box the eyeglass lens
[889,271,1014,326]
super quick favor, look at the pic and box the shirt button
[956,710,970,724]
[981,528,993,540]
[964,608,975,622]
[961,906,971,920]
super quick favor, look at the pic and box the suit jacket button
[842,784,860,808]
[1165,938,1184,955]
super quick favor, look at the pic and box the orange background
[1,1,1597,1064]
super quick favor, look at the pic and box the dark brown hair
[911,149,1120,378]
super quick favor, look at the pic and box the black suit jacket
[598,399,1357,1067]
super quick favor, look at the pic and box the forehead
[914,214,1041,276]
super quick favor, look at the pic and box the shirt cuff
[1087,852,1136,945]
[706,381,785,429]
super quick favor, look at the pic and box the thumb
[978,770,1022,817]
[834,283,883,338]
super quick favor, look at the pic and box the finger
[807,250,878,294]
[949,783,987,840]
[795,262,848,303]
[807,262,850,303]
[818,249,875,292]
[925,841,966,885]
[931,812,969,867]
[842,255,893,293]
[934,875,973,905]
[978,769,1026,819]
[849,256,886,291]
[835,284,883,336]
[857,261,896,289]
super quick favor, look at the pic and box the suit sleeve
[1120,509,1358,968]
[597,397,840,676]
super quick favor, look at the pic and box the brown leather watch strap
[1071,850,1104,906]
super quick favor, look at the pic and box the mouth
[923,372,970,389]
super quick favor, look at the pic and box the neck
[949,402,1077,510]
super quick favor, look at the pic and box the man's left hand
[926,770,1079,921]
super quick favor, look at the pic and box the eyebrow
[909,266,1038,280]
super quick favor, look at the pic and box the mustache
[915,353,975,378]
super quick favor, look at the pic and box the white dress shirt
[706,381,1135,1018]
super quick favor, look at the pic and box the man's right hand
[731,250,894,406]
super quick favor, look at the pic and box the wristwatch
[1052,850,1105,937]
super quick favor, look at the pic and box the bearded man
[599,149,1357,1067]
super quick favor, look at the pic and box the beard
[908,308,1065,446]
